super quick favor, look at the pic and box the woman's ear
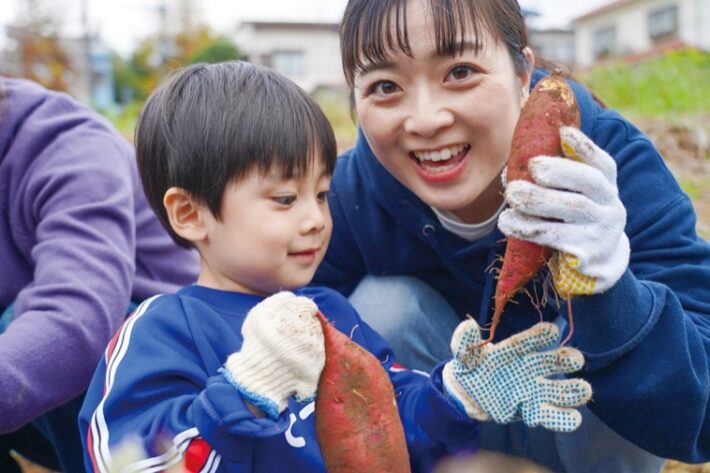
[519,47,535,103]
[163,187,208,244]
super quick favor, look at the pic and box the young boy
[78,61,591,473]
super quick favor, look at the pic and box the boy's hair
[135,61,337,247]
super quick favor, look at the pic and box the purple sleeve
[0,98,139,432]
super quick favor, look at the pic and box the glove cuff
[224,347,321,419]
[220,366,282,421]
[442,361,490,422]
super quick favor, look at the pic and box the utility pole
[80,0,93,103]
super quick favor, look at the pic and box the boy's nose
[301,201,327,233]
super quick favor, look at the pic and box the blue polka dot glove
[442,319,592,432]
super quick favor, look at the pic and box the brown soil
[633,115,710,238]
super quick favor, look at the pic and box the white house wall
[691,0,710,50]
[234,24,344,93]
[574,0,703,67]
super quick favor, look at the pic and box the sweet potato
[314,311,410,473]
[480,71,581,346]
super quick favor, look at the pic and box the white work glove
[223,291,325,420]
[498,126,630,297]
[443,319,592,432]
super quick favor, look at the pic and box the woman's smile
[410,144,471,182]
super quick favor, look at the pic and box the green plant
[580,49,710,118]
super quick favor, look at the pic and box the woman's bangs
[346,0,491,82]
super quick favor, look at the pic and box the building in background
[233,13,578,93]
[528,28,576,66]
[234,21,343,94]
[524,7,576,68]
[573,0,710,67]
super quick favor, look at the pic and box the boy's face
[196,160,332,295]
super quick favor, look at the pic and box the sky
[0,0,613,57]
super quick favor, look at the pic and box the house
[523,7,576,67]
[234,21,345,94]
[233,16,579,91]
[528,28,576,66]
[573,0,710,67]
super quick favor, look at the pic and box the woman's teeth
[413,144,468,163]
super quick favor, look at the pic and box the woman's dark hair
[135,61,337,247]
[339,0,532,86]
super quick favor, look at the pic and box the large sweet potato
[314,311,410,472]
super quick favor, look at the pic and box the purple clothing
[0,78,199,432]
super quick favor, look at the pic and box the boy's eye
[317,190,330,202]
[446,64,476,82]
[370,80,401,96]
[273,195,296,206]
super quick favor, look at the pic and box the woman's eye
[446,65,476,82]
[273,195,296,206]
[370,80,401,96]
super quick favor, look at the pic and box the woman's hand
[442,319,592,432]
[498,126,630,296]
[223,292,325,420]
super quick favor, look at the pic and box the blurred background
[0,1,707,239]
[1,0,709,470]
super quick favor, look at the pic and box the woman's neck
[451,179,505,224]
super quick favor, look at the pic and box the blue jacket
[313,69,710,463]
[79,285,478,472]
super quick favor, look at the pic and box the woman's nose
[403,88,454,138]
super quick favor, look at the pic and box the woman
[313,0,710,471]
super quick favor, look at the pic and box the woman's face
[353,0,532,223]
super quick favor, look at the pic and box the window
[271,50,305,78]
[648,5,678,40]
[593,25,617,60]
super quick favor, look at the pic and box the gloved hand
[498,126,630,297]
[442,319,592,432]
[223,291,325,420]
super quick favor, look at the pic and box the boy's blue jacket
[79,285,478,472]
[313,69,710,462]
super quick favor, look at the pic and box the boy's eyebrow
[357,40,483,76]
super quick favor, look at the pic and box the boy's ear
[163,187,208,243]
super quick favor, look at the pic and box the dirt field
[635,115,710,238]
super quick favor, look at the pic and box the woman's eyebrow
[356,40,483,76]
[358,59,397,76]
[439,40,482,58]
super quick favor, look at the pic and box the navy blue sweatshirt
[314,69,710,463]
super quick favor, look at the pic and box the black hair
[339,0,531,86]
[135,61,337,247]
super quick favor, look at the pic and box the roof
[573,0,639,23]
[238,21,339,32]
[522,7,540,18]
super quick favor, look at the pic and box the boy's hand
[223,291,325,420]
[498,126,629,297]
[442,319,592,432]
